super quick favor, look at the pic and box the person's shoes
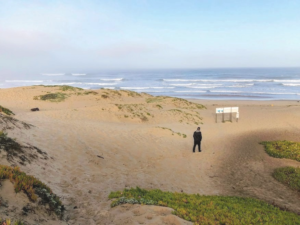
[199,150,201,152]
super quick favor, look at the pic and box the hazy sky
[1,0,300,76]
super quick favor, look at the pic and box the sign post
[216,107,239,123]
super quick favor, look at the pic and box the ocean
[1,68,300,100]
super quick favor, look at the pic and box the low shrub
[0,106,14,116]
[0,165,64,216]
[33,93,67,102]
[273,167,300,192]
[260,140,300,162]
[109,187,300,225]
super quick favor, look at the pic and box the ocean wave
[42,73,65,76]
[103,87,115,89]
[252,92,299,95]
[164,79,272,82]
[175,91,206,93]
[210,91,243,93]
[282,83,300,86]
[100,78,123,81]
[58,82,117,85]
[274,80,300,83]
[121,87,149,90]
[5,80,44,83]
[169,83,194,86]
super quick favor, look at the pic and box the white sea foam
[169,83,194,86]
[103,87,115,89]
[42,73,65,76]
[274,80,300,83]
[282,83,300,86]
[210,91,243,93]
[164,79,271,82]
[120,87,149,90]
[175,91,206,93]
[252,92,298,95]
[101,78,123,81]
[5,80,44,83]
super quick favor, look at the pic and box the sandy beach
[1,86,300,224]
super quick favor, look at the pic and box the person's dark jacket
[193,131,202,141]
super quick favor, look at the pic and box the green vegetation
[0,219,24,225]
[115,104,150,122]
[260,141,300,162]
[155,104,163,109]
[120,90,142,97]
[273,167,300,192]
[109,187,300,225]
[0,165,64,216]
[33,92,67,102]
[169,109,202,125]
[0,105,15,116]
[146,96,206,110]
[157,127,187,138]
[37,85,83,91]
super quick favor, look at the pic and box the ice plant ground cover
[109,187,300,225]
[273,167,300,192]
[260,140,300,162]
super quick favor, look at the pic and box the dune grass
[273,167,300,192]
[33,92,67,102]
[37,85,83,91]
[109,187,300,225]
[157,127,187,138]
[260,140,300,162]
[0,165,64,216]
[0,106,15,116]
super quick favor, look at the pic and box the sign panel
[216,108,224,114]
[216,107,239,114]
[231,107,239,113]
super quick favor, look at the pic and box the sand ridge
[0,86,300,224]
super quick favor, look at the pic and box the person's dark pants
[193,140,201,152]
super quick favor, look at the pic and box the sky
[0,0,300,76]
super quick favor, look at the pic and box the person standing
[193,127,202,152]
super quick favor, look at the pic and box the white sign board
[216,107,239,114]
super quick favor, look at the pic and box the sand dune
[0,86,300,224]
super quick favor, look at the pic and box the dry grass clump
[260,140,300,162]
[33,92,67,102]
[0,106,15,116]
[157,127,187,138]
[273,167,300,192]
[0,165,64,216]
[109,187,300,225]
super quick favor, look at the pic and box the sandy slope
[0,86,300,224]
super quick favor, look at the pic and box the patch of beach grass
[0,165,64,216]
[109,187,300,225]
[33,92,67,102]
[37,85,83,92]
[260,140,300,162]
[0,105,15,116]
[273,167,300,192]
[157,127,187,138]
